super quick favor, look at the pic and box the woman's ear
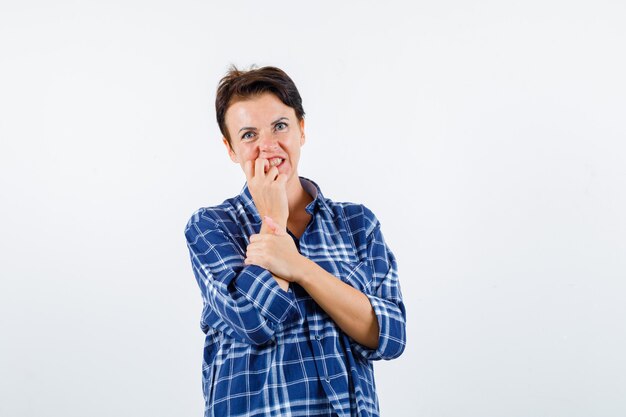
[223,137,238,163]
[299,118,306,146]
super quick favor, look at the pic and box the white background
[1,1,625,416]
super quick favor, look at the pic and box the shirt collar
[239,176,329,222]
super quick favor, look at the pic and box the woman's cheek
[242,150,255,162]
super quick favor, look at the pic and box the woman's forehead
[226,93,295,126]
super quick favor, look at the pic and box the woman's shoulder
[323,198,380,236]
[183,195,245,236]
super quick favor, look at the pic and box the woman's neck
[286,175,314,215]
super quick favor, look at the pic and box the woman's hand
[244,158,289,229]
[245,216,304,282]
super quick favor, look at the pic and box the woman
[184,66,406,417]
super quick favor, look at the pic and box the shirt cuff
[350,292,406,360]
[339,261,406,361]
[234,264,301,326]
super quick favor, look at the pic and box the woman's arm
[295,257,380,349]
[185,212,301,345]
[245,216,379,349]
[245,158,291,292]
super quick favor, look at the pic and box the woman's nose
[258,132,279,151]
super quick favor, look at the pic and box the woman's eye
[275,122,287,131]
[242,131,255,140]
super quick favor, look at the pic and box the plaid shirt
[184,177,406,417]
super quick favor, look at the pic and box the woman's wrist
[290,256,316,285]
[260,220,285,235]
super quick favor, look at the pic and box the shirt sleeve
[184,210,301,345]
[347,209,407,361]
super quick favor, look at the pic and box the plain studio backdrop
[1,1,625,416]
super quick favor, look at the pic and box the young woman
[184,66,406,417]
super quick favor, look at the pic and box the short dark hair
[215,65,305,147]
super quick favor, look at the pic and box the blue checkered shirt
[184,177,406,417]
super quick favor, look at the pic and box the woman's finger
[264,216,286,236]
[268,165,279,181]
[254,157,266,178]
[276,173,288,185]
[263,216,279,234]
[243,159,254,181]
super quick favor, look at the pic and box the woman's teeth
[269,158,283,167]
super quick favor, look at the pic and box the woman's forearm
[294,257,379,349]
[249,219,378,346]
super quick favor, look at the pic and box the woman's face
[223,92,305,185]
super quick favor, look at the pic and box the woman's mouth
[265,157,285,172]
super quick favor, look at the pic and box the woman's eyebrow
[238,117,289,133]
[271,117,289,125]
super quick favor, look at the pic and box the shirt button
[315,334,321,340]
[325,377,330,383]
